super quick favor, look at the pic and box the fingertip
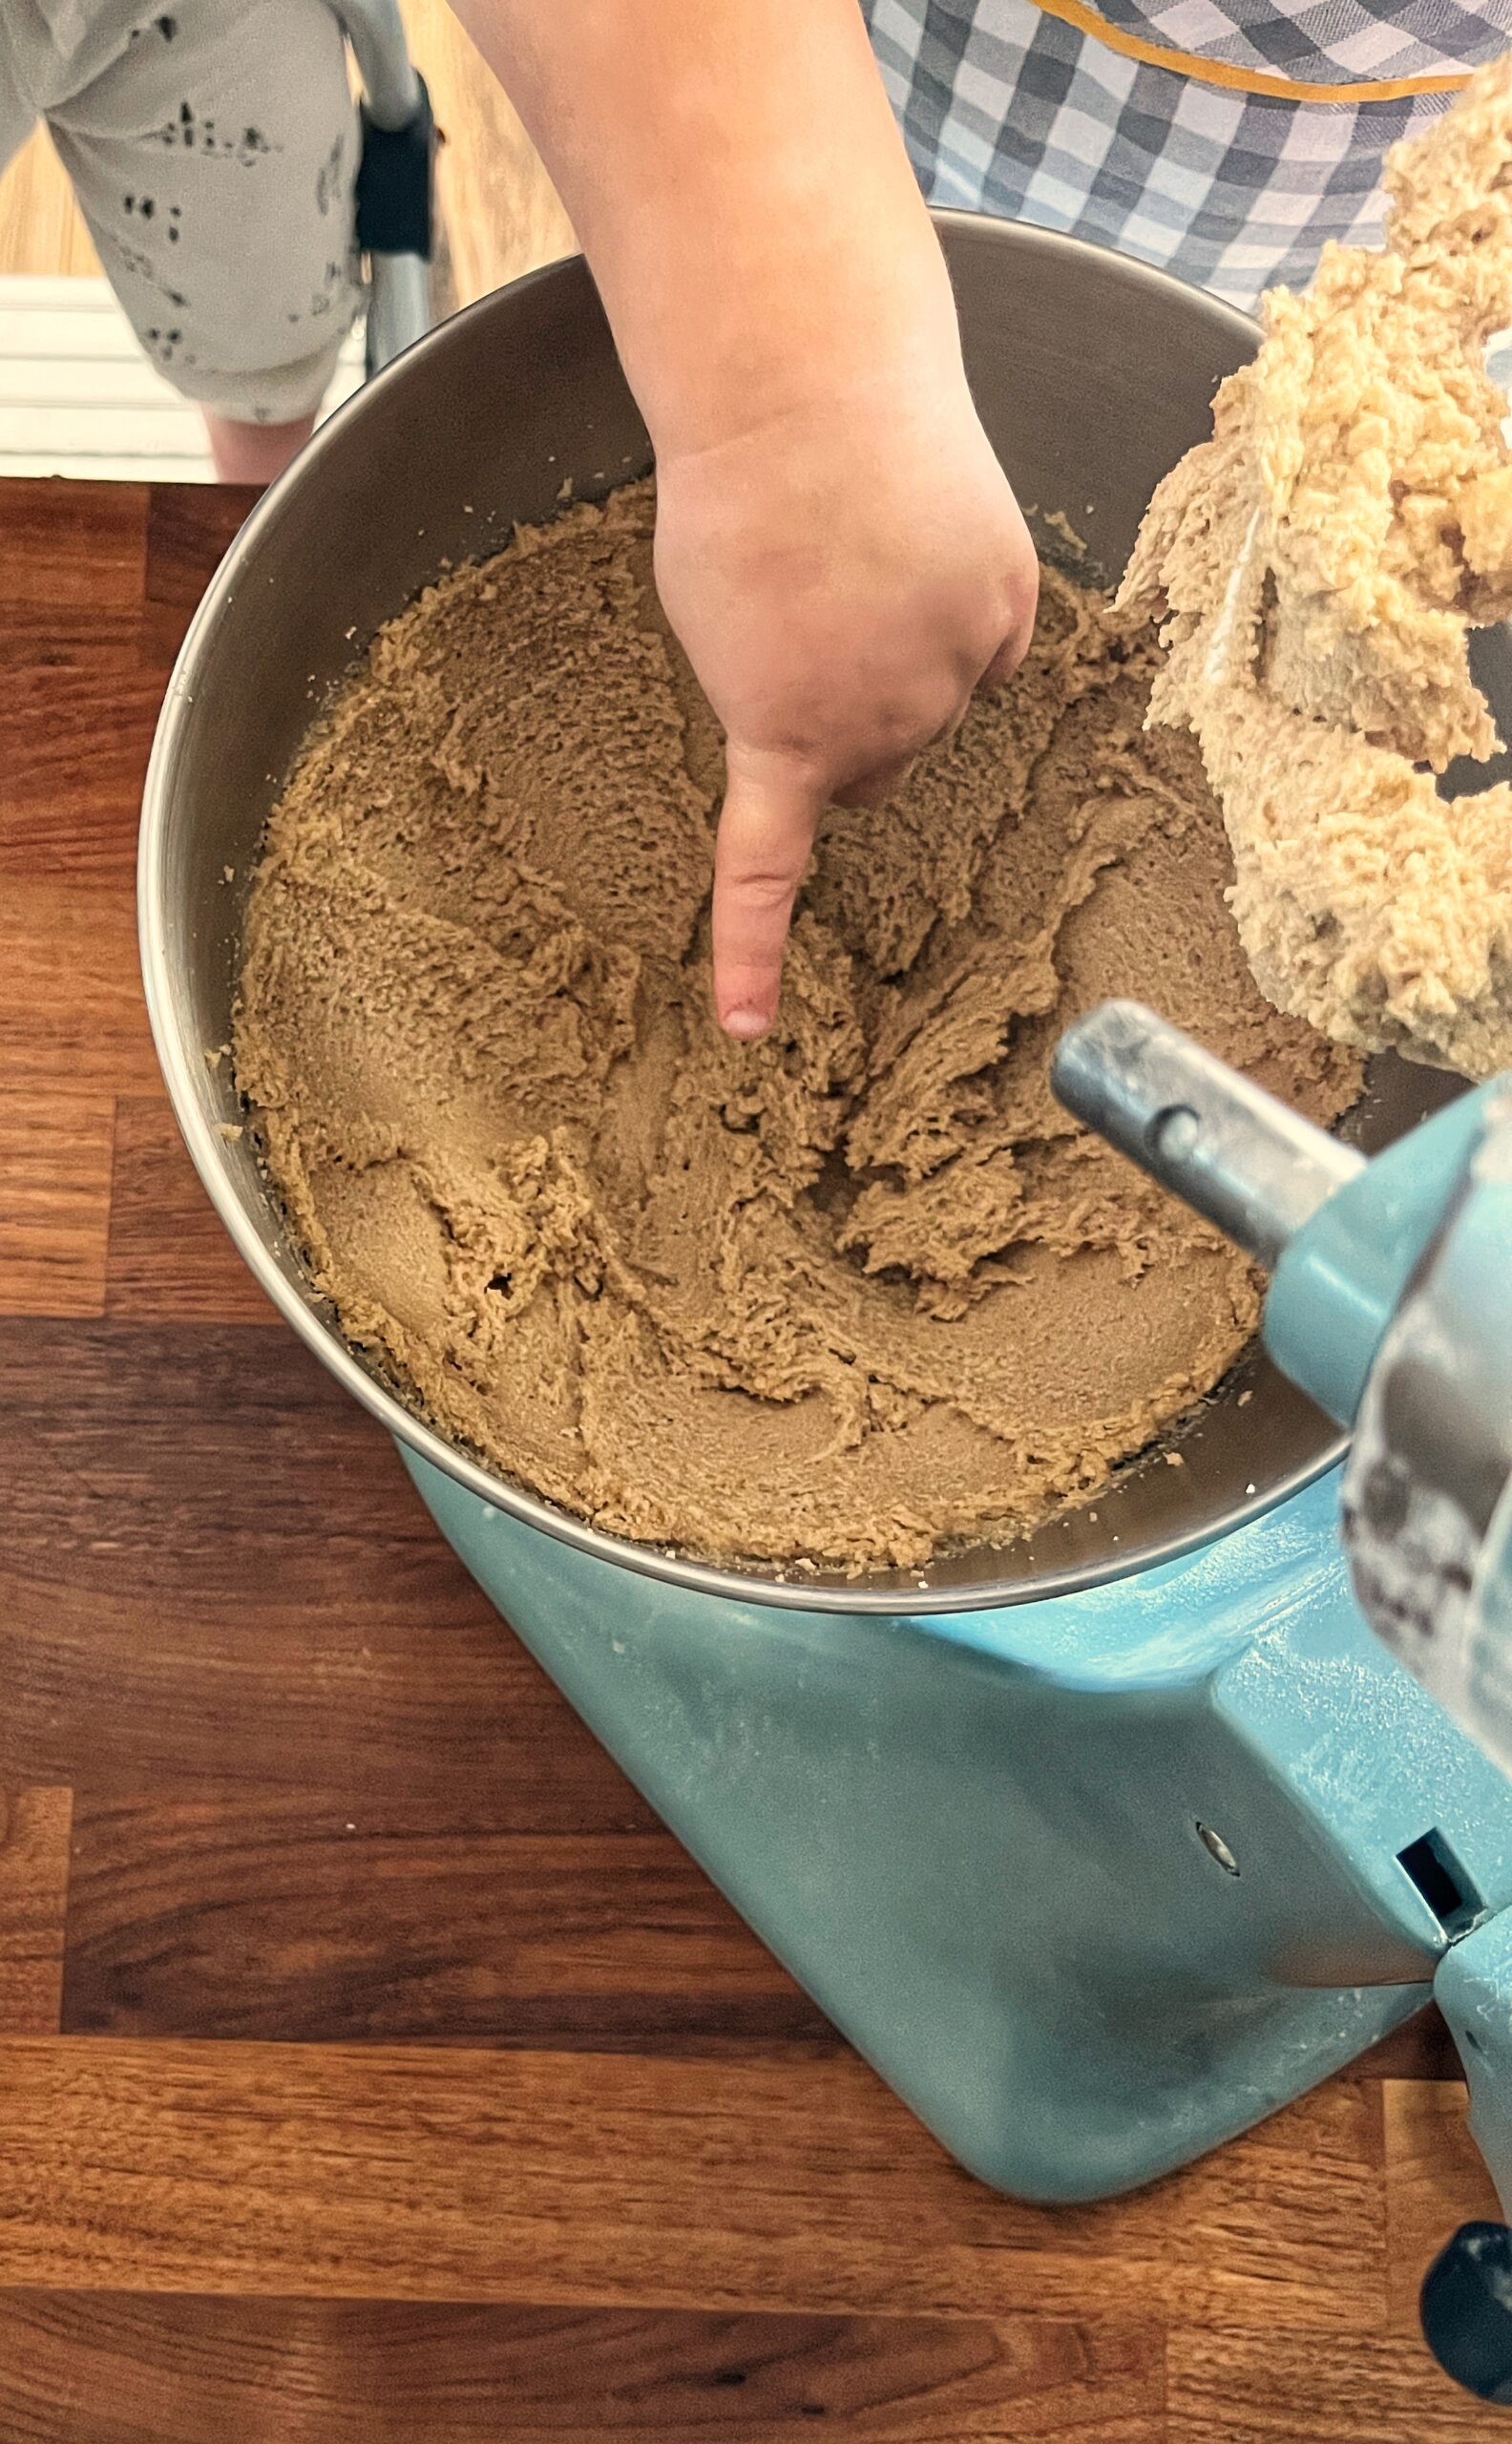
[721,1001,773,1043]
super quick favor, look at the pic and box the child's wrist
[634,255,965,468]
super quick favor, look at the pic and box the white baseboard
[0,275,364,482]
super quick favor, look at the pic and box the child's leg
[44,1,363,482]
[202,413,317,485]
[0,8,46,191]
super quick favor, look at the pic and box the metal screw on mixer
[1194,1822,1241,1876]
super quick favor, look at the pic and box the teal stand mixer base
[406,1448,1512,2204]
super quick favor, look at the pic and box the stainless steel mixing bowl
[138,218,1450,1613]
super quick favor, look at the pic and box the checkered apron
[864,0,1512,306]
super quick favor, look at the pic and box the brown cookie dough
[236,482,1357,1571]
[1120,54,1512,1078]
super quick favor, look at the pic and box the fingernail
[723,1006,770,1042]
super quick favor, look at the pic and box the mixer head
[1053,1001,1512,1773]
[1344,1082,1512,1765]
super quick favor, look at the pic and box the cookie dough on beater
[1121,54,1512,1079]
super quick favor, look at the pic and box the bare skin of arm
[453,0,1039,1036]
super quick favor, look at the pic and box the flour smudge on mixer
[234,480,1358,1570]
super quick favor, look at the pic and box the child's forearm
[450,0,960,457]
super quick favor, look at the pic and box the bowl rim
[136,217,1346,1616]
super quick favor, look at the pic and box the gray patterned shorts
[0,0,360,421]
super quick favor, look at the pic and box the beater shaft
[1050,1000,1363,1268]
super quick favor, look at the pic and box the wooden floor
[0,473,1503,2437]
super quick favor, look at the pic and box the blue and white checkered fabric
[864,0,1512,306]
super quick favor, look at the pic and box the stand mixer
[138,223,1512,2415]
[1054,1001,1512,2401]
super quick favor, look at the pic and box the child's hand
[456,0,1038,1034]
[656,369,1039,1037]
